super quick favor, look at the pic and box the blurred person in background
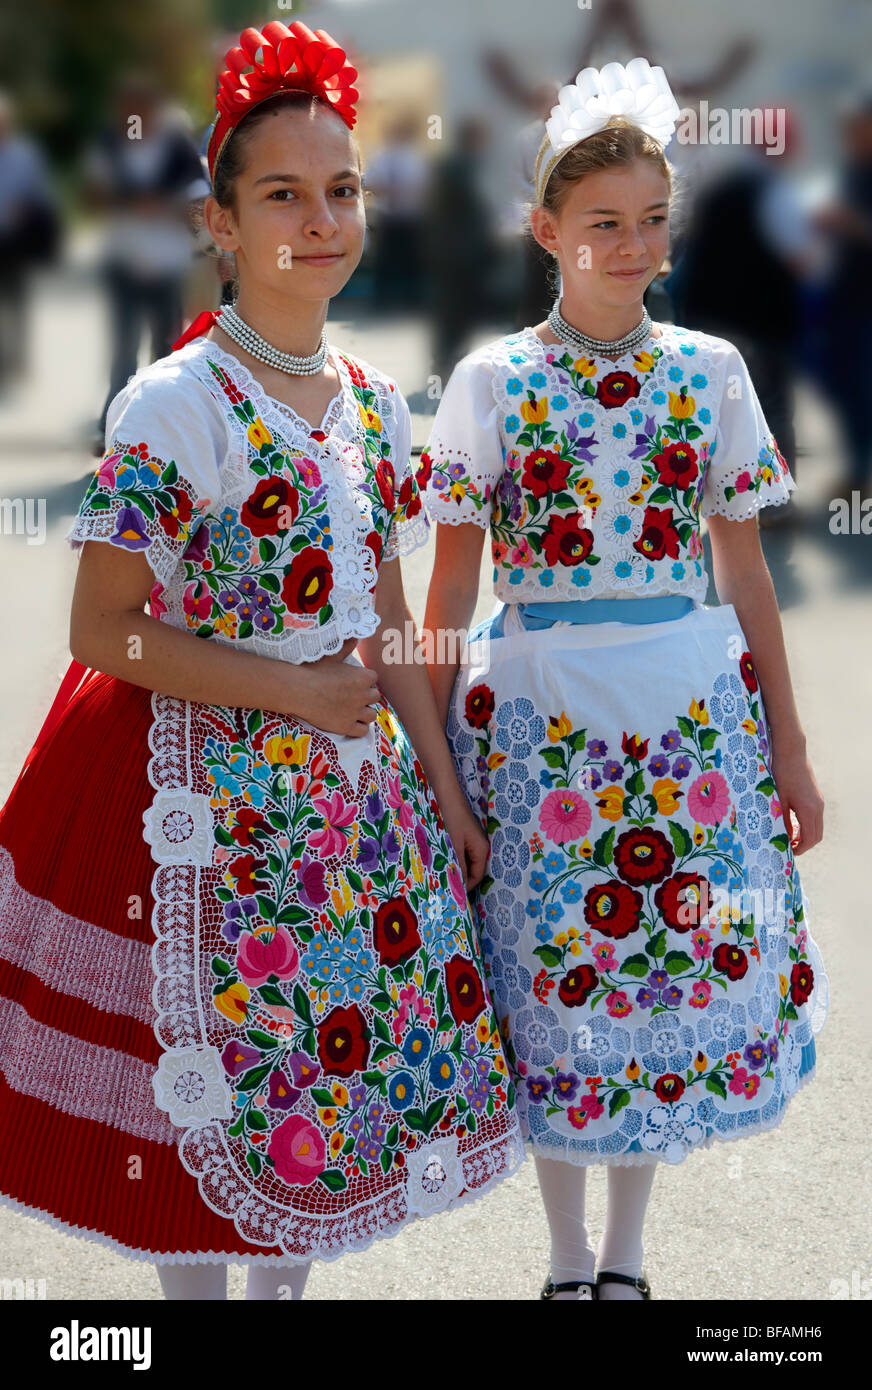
[0,90,61,393]
[811,89,872,497]
[424,115,497,384]
[673,109,821,525]
[365,113,428,311]
[81,74,210,452]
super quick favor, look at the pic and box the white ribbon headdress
[534,57,681,204]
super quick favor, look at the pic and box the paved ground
[0,254,867,1300]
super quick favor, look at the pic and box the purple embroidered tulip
[297,852,329,907]
[222,1040,261,1077]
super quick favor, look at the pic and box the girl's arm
[69,540,380,737]
[421,521,486,726]
[706,513,824,854]
[356,552,489,891]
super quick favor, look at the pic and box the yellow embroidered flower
[547,712,572,742]
[376,707,397,739]
[494,1054,507,1075]
[520,396,549,424]
[576,477,593,494]
[694,1051,707,1071]
[331,878,354,916]
[586,492,602,509]
[634,350,656,373]
[779,974,789,997]
[214,981,250,1025]
[689,697,709,725]
[487,751,506,770]
[693,824,705,846]
[264,732,311,767]
[579,838,593,859]
[476,1017,491,1043]
[626,1058,640,1080]
[669,389,695,419]
[554,932,569,947]
[652,777,682,815]
[568,926,580,939]
[573,357,597,377]
[358,404,382,433]
[247,417,273,449]
[627,490,646,506]
[332,1083,349,1107]
[214,612,238,640]
[330,1131,345,1158]
[449,482,467,502]
[742,718,757,735]
[597,785,627,822]
[317,1107,338,1127]
[570,941,582,956]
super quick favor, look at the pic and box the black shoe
[540,1276,598,1300]
[596,1269,651,1299]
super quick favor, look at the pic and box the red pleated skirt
[0,667,299,1265]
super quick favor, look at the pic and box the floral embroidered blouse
[418,324,795,603]
[66,338,430,663]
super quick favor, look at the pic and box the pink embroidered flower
[539,789,592,845]
[268,1113,326,1185]
[689,979,712,1009]
[691,927,712,961]
[592,941,618,972]
[770,795,782,818]
[236,924,299,988]
[183,579,212,621]
[298,457,322,489]
[567,1094,604,1129]
[734,471,752,492]
[385,773,415,832]
[795,928,807,955]
[606,990,632,1018]
[728,1066,760,1099]
[98,451,122,488]
[447,861,467,909]
[149,583,167,621]
[686,770,731,826]
[511,537,533,566]
[307,790,357,857]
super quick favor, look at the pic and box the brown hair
[192,90,366,298]
[528,115,687,287]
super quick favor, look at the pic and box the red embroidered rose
[364,528,382,565]
[595,371,642,408]
[227,853,270,896]
[397,473,422,517]
[557,963,599,1007]
[416,451,433,489]
[445,953,486,1024]
[614,828,675,886]
[654,873,713,932]
[282,546,334,614]
[158,485,194,540]
[317,1004,370,1078]
[740,651,758,694]
[652,440,699,489]
[713,943,748,981]
[521,447,570,499]
[633,505,681,561]
[622,732,650,761]
[230,807,267,847]
[375,459,396,511]
[465,683,495,729]
[542,513,595,567]
[583,881,644,938]
[653,1072,686,1103]
[790,961,814,1006]
[242,476,299,536]
[373,898,422,967]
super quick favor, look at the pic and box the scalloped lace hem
[385,510,433,560]
[519,1063,819,1169]
[0,1134,527,1269]
[422,506,492,531]
[701,473,797,522]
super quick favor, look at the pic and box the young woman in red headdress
[0,20,523,1299]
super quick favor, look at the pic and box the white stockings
[535,1154,657,1300]
[155,1258,312,1300]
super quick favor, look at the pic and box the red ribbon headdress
[206,20,359,187]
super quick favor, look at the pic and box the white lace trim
[702,468,797,521]
[0,845,153,1025]
[519,1059,820,1168]
[143,687,527,1261]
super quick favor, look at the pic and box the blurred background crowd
[1,0,871,506]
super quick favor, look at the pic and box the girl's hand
[292,638,381,738]
[441,790,490,893]
[771,742,825,855]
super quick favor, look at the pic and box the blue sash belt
[482,594,695,640]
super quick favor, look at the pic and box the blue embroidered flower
[551,394,568,411]
[544,901,565,923]
[560,881,583,903]
[542,850,567,874]
[668,365,684,382]
[671,562,686,580]
[535,922,553,942]
[530,871,549,893]
[506,377,523,395]
[540,569,554,586]
[579,412,594,428]
[652,390,666,405]
[505,414,520,433]
[690,373,707,389]
[571,567,592,587]
[529,371,547,388]
[613,467,631,487]
[699,407,711,423]
[680,343,696,355]
[611,422,628,440]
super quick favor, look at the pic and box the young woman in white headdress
[419,59,828,1300]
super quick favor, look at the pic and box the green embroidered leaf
[706,1073,727,1100]
[620,953,650,978]
[592,825,615,868]
[609,1088,631,1117]
[317,1169,348,1193]
[212,955,232,978]
[245,1028,277,1050]
[534,944,562,968]
[770,833,789,852]
[246,1151,262,1178]
[663,950,694,976]
[667,820,692,857]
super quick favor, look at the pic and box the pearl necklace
[547,298,653,357]
[218,302,329,375]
